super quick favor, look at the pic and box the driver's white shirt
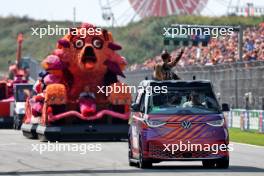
[182,101,194,108]
[182,101,206,108]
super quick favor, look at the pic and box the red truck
[0,33,30,128]
[0,81,14,127]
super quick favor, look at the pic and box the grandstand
[128,24,264,71]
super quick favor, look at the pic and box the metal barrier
[174,61,264,110]
[125,61,264,109]
[27,58,264,133]
[228,109,264,133]
[125,61,264,133]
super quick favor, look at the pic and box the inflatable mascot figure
[22,23,131,141]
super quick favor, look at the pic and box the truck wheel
[13,114,22,130]
[13,119,17,129]
[13,115,18,130]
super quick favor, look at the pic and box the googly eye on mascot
[29,23,131,124]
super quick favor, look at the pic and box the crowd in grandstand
[128,24,264,71]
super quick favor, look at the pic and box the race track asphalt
[0,130,263,176]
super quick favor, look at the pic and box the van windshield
[148,89,220,115]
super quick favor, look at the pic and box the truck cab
[0,81,14,128]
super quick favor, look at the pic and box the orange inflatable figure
[26,23,131,126]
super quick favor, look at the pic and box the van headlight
[146,119,166,128]
[206,119,224,127]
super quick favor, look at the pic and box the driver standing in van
[153,48,184,81]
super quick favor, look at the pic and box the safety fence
[27,58,264,133]
[125,61,264,109]
[227,109,264,133]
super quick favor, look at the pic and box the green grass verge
[229,128,264,146]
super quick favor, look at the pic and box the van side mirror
[131,103,140,112]
[222,103,230,112]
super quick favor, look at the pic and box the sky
[0,0,263,26]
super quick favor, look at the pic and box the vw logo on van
[181,121,192,129]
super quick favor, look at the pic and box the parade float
[21,23,131,141]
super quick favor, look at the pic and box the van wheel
[138,139,152,169]
[216,157,229,169]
